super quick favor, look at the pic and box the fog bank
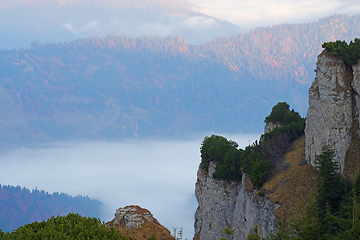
[0,133,260,239]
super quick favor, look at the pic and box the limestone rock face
[106,205,174,240]
[112,205,155,229]
[264,122,282,134]
[305,51,358,172]
[194,162,278,240]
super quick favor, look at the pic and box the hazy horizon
[1,0,359,49]
[0,133,260,239]
[188,0,360,30]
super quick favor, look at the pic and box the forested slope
[0,14,359,144]
[0,185,102,233]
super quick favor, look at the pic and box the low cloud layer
[0,4,241,49]
[189,0,360,30]
[61,11,236,44]
[0,133,259,239]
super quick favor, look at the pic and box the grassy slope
[343,92,360,180]
[261,136,319,221]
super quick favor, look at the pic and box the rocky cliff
[106,205,175,240]
[193,49,360,240]
[305,50,360,174]
[193,162,278,239]
[194,51,340,240]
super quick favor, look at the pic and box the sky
[188,0,360,30]
[0,134,260,239]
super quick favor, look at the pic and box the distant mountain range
[0,0,240,49]
[0,14,359,145]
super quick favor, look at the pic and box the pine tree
[315,146,342,212]
[314,145,344,236]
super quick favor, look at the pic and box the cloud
[0,134,259,239]
[61,11,233,44]
[188,0,360,30]
[62,20,103,36]
[182,16,218,29]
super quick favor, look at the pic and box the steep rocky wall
[194,162,278,240]
[305,51,355,173]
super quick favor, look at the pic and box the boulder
[106,205,175,240]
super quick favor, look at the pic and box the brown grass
[343,130,360,181]
[110,223,175,240]
[261,136,318,221]
[245,174,255,192]
[343,91,360,181]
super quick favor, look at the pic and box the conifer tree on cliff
[315,146,343,218]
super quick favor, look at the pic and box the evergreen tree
[354,171,360,196]
[314,146,343,219]
[200,102,304,189]
[322,38,360,65]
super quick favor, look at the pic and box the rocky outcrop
[264,122,282,134]
[106,205,175,240]
[194,162,278,240]
[305,51,359,173]
[107,205,156,229]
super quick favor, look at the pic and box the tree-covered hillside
[200,102,305,189]
[0,14,359,144]
[0,185,102,233]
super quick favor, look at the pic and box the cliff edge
[305,50,360,176]
[194,162,278,239]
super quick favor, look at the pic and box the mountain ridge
[1,14,360,145]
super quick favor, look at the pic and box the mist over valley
[0,134,259,239]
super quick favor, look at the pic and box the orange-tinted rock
[106,205,175,240]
